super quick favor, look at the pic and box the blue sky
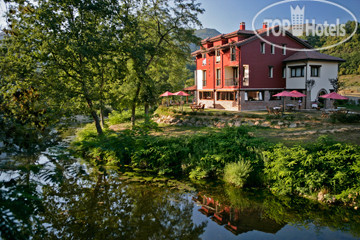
[197,0,360,33]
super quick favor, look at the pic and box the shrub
[108,109,144,125]
[329,112,360,123]
[224,160,253,188]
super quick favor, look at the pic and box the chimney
[263,22,268,29]
[240,22,246,30]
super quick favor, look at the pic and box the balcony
[216,56,221,63]
[225,78,239,87]
[202,59,207,66]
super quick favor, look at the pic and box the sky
[0,0,359,32]
[197,0,360,33]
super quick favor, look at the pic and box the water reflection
[193,193,285,235]
[1,142,360,239]
[40,170,207,239]
[192,185,360,239]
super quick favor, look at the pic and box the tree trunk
[100,104,105,128]
[91,110,103,135]
[144,103,149,115]
[131,102,136,127]
[131,82,142,126]
[85,97,103,135]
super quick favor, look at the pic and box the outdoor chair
[266,106,274,115]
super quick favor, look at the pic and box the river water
[1,133,360,239]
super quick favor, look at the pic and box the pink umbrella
[273,91,294,112]
[173,91,190,96]
[319,92,348,109]
[160,91,174,106]
[290,90,306,98]
[319,92,348,100]
[273,91,294,97]
[173,91,190,111]
[160,91,174,97]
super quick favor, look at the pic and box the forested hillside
[190,28,221,52]
[304,21,360,75]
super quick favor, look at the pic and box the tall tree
[121,0,203,125]
[2,0,128,135]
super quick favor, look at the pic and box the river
[1,130,359,240]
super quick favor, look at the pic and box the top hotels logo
[291,5,305,36]
[252,0,358,52]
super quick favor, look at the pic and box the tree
[120,0,203,125]
[2,0,129,135]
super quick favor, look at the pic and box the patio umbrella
[290,90,306,98]
[160,91,174,106]
[173,91,190,111]
[319,92,348,109]
[273,91,295,112]
[319,92,348,100]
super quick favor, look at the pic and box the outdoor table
[286,104,296,111]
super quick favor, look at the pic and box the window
[243,65,249,86]
[282,44,287,55]
[202,53,207,65]
[231,46,236,61]
[311,66,321,77]
[202,70,207,86]
[269,66,274,78]
[199,91,213,100]
[216,69,221,86]
[282,67,286,78]
[217,92,235,101]
[271,45,275,54]
[270,90,282,100]
[261,42,266,54]
[233,67,239,79]
[290,66,304,77]
[245,91,264,101]
[216,50,221,63]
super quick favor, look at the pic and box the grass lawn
[339,75,360,97]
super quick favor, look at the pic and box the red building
[191,22,344,111]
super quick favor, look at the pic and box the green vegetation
[304,21,360,75]
[72,122,360,206]
[263,137,360,204]
[224,160,253,188]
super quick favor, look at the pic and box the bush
[108,109,144,125]
[224,160,253,188]
[329,112,360,123]
[263,137,360,204]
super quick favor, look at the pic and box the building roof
[192,26,313,56]
[283,51,345,62]
[184,85,197,91]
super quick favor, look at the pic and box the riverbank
[72,122,360,208]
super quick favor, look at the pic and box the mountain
[190,28,221,53]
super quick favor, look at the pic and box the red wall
[196,32,310,91]
[240,34,307,89]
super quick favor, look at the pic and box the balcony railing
[225,78,239,87]
[202,59,207,66]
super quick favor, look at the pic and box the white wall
[285,63,306,89]
[286,61,339,101]
[196,70,203,90]
[308,61,338,101]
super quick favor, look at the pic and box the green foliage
[108,109,145,125]
[304,21,360,75]
[329,112,360,123]
[73,126,269,182]
[224,160,253,188]
[263,137,360,204]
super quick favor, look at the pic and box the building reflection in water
[193,193,285,235]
